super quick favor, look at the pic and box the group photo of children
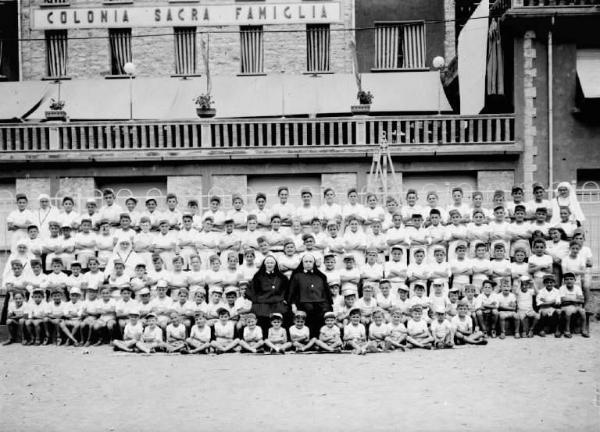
[1,180,593,355]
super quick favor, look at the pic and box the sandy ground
[1,325,599,432]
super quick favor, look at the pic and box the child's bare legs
[82,318,95,346]
[539,308,557,337]
[113,339,136,352]
[498,312,516,339]
[407,335,433,349]
[135,341,152,354]
[186,338,211,354]
[475,311,487,335]
[314,339,340,352]
[562,306,586,337]
[211,339,239,353]
[238,339,263,353]
[26,319,42,344]
[384,337,406,351]
[42,318,52,344]
[5,318,26,344]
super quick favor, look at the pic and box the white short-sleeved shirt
[214,320,235,339]
[477,292,500,309]
[559,285,583,303]
[430,319,452,339]
[166,323,187,341]
[536,288,560,306]
[406,319,428,337]
[368,322,390,341]
[516,289,535,312]
[27,301,48,319]
[46,301,65,319]
[451,315,473,333]
[150,296,173,316]
[123,322,144,341]
[63,300,84,318]
[320,324,341,342]
[354,297,378,317]
[8,301,28,318]
[343,323,366,342]
[388,322,407,340]
[528,254,553,278]
[497,292,516,309]
[289,325,310,342]
[243,325,263,342]
[190,325,211,343]
[143,326,164,343]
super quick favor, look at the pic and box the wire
[0,14,494,42]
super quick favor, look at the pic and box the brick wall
[444,0,456,61]
[20,0,353,80]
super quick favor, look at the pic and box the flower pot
[196,108,216,118]
[351,104,371,115]
[45,110,67,121]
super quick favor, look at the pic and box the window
[109,28,132,75]
[45,30,68,78]
[240,26,264,74]
[306,24,330,73]
[174,27,197,75]
[374,22,425,70]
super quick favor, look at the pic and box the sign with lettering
[31,2,341,30]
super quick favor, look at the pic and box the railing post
[356,117,367,145]
[48,124,60,150]
[200,121,212,148]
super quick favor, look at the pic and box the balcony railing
[0,115,517,160]
[512,0,600,7]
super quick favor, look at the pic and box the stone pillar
[444,0,456,61]
[522,30,538,193]
[210,175,248,208]
[58,177,96,200]
[16,178,51,208]
[167,175,204,205]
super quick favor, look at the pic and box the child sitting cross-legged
[112,309,144,353]
[238,313,265,353]
[430,306,454,349]
[343,308,368,355]
[366,308,390,353]
[264,313,291,354]
[289,310,316,352]
[451,300,487,345]
[406,304,433,349]
[183,311,212,354]
[314,311,342,353]
[384,308,407,351]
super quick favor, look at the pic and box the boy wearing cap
[429,279,451,314]
[515,276,539,338]
[343,308,368,354]
[63,287,84,345]
[237,313,264,353]
[406,248,430,296]
[334,288,357,328]
[315,311,342,352]
[112,308,144,353]
[428,247,451,294]
[476,280,500,337]
[264,313,291,353]
[354,284,378,326]
[185,311,212,354]
[430,306,454,349]
[289,311,316,352]
[559,273,588,338]
[210,308,239,353]
[137,313,167,354]
[536,274,561,337]
[497,279,518,339]
[80,287,101,346]
[150,280,173,329]
[360,248,384,286]
[406,305,433,349]
[80,199,100,231]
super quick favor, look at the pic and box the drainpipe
[547,16,554,198]
[17,0,22,81]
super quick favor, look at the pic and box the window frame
[372,20,428,72]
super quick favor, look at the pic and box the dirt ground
[1,325,599,432]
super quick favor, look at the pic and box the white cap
[69,287,82,296]
[434,305,446,314]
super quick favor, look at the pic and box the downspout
[548,16,554,197]
[17,0,22,81]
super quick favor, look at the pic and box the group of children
[1,181,593,351]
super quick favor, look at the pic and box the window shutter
[46,30,68,78]
[109,28,132,75]
[174,27,197,75]
[307,24,330,72]
[240,26,264,74]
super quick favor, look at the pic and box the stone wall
[477,170,515,193]
[210,174,247,207]
[167,175,203,203]
[444,0,456,61]
[15,178,51,207]
[20,0,353,80]
[321,173,357,196]
[58,177,96,199]
[522,30,538,192]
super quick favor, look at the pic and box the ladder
[367,131,402,202]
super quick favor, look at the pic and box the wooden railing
[0,115,515,154]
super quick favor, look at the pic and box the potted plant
[351,90,374,114]
[194,93,216,118]
[45,98,67,121]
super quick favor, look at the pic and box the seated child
[136,313,167,354]
[476,279,499,337]
[446,287,459,318]
[430,306,453,349]
[559,272,587,338]
[375,279,397,321]
[334,288,357,328]
[385,308,407,351]
[112,309,144,352]
[289,310,316,352]
[451,300,487,345]
[314,311,342,352]
[515,275,539,338]
[45,288,78,345]
[166,313,187,353]
[238,313,264,353]
[407,283,430,323]
[354,283,378,326]
[264,312,291,354]
[63,287,84,346]
[463,284,480,326]
[395,285,411,323]
[4,292,28,345]
[184,311,212,354]
[428,279,450,315]
[536,274,561,337]
[343,308,368,355]
[367,308,389,353]
[497,278,518,339]
[405,304,433,349]
[210,307,239,353]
